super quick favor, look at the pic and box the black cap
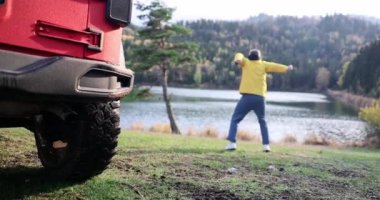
[248,49,261,60]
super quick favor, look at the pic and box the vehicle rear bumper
[0,49,134,101]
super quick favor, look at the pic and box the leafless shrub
[128,122,145,131]
[237,130,260,142]
[149,123,171,134]
[282,134,298,144]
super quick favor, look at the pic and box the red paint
[0,0,122,65]
[85,0,122,65]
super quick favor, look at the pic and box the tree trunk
[161,67,181,134]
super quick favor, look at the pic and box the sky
[132,0,379,23]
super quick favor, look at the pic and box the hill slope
[126,14,380,91]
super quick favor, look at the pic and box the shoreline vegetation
[0,129,379,199]
[327,90,379,110]
[122,86,153,102]
[127,122,368,148]
[327,90,380,148]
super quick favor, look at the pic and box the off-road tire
[34,102,120,180]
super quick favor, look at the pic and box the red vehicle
[0,0,134,180]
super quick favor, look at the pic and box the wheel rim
[34,114,78,169]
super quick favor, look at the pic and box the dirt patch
[327,168,367,178]
[0,152,39,169]
[170,163,227,181]
[170,180,240,200]
[294,161,368,179]
[167,154,257,181]
[112,150,378,199]
[0,134,12,142]
[277,174,360,199]
[110,157,143,174]
[150,155,367,199]
[278,190,292,199]
[366,190,380,199]
[8,152,38,166]
[192,188,240,200]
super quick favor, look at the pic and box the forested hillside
[124,14,380,91]
[340,39,380,98]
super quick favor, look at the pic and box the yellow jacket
[234,53,289,97]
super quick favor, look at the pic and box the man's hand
[288,64,294,71]
[234,60,242,66]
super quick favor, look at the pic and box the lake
[120,86,367,143]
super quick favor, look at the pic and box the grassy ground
[0,128,379,200]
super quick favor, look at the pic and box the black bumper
[0,49,134,101]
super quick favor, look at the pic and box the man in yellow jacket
[225,49,293,152]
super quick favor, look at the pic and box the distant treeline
[124,14,380,92]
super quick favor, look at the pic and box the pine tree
[132,0,198,134]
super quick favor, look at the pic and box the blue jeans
[227,94,269,145]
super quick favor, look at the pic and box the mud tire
[34,102,120,180]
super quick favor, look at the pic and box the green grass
[1,128,380,199]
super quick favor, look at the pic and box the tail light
[106,0,132,27]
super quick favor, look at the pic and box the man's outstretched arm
[265,61,293,73]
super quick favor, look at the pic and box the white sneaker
[225,142,237,151]
[263,145,271,152]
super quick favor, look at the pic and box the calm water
[121,86,367,143]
